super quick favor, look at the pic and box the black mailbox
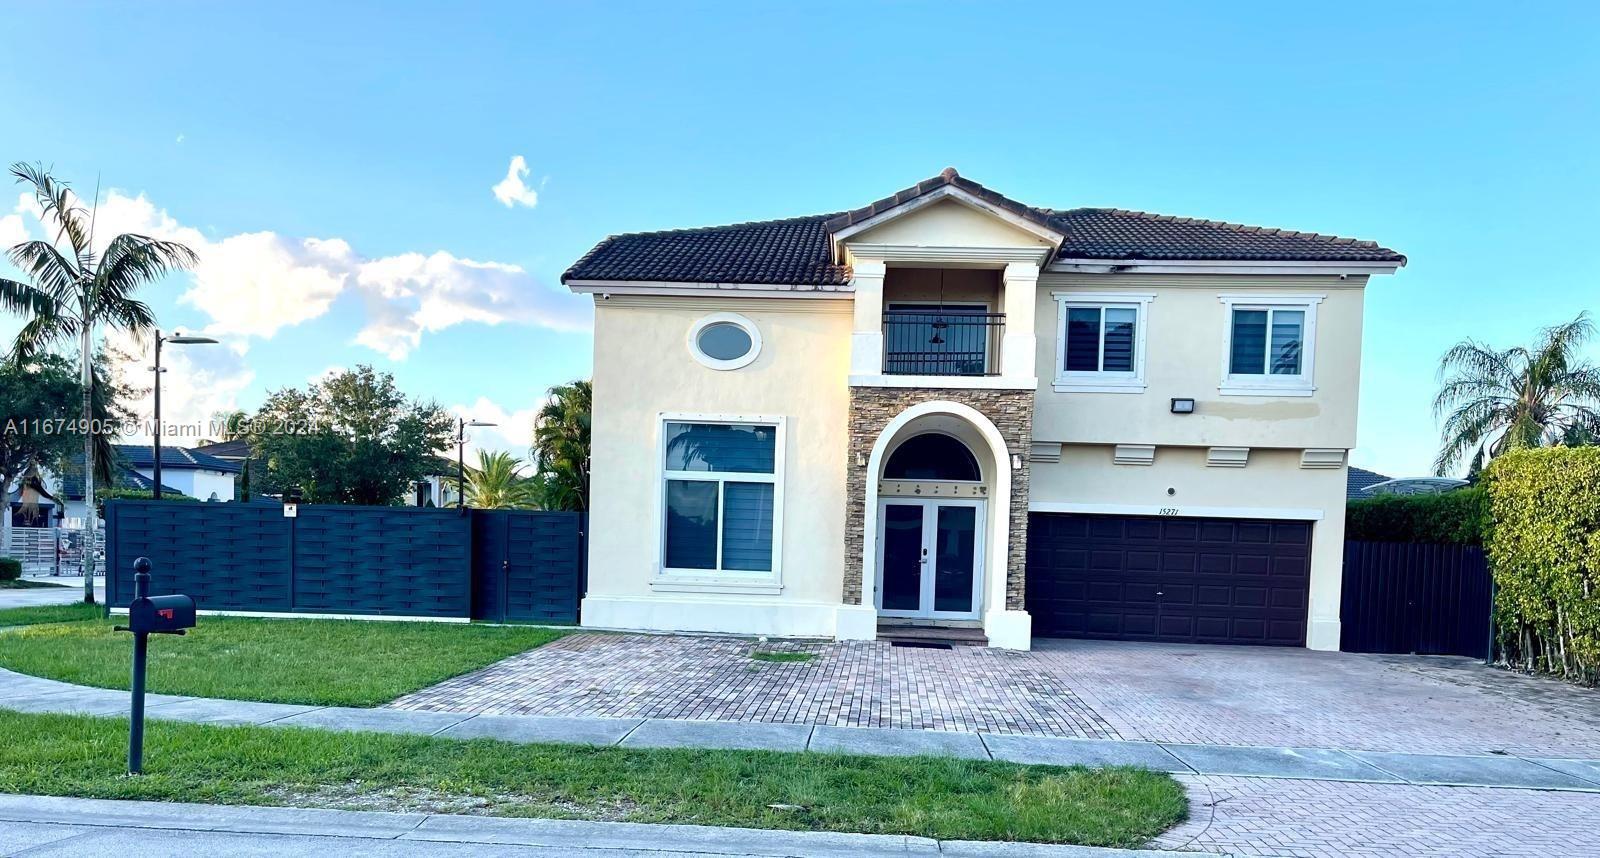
[127,594,197,634]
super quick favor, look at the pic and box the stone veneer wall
[843,387,1034,611]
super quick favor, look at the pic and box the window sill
[1052,380,1146,394]
[651,576,783,596]
[1218,383,1316,398]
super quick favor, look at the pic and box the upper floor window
[1219,294,1323,397]
[1052,293,1153,393]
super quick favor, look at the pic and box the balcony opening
[881,268,1003,376]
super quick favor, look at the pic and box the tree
[464,450,539,509]
[249,366,452,505]
[1433,312,1600,476]
[531,379,590,511]
[0,164,195,603]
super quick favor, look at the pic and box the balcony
[882,310,1005,377]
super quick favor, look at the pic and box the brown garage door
[1026,512,1312,646]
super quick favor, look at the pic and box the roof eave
[1049,257,1405,276]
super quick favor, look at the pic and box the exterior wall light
[1170,398,1196,414]
[1011,453,1024,470]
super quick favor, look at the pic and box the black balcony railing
[882,310,1005,376]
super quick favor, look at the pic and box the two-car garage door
[1026,512,1312,647]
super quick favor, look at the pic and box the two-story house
[562,169,1404,651]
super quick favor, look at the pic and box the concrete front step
[876,624,989,647]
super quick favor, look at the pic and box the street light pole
[150,330,218,500]
[456,417,497,510]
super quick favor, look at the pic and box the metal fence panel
[1340,540,1491,658]
[470,509,584,623]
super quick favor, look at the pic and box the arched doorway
[871,417,997,622]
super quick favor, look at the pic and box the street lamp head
[164,333,218,345]
[466,420,497,428]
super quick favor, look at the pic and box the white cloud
[448,397,541,462]
[491,155,540,208]
[175,133,185,144]
[0,213,26,250]
[12,188,589,359]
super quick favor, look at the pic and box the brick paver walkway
[391,632,1600,757]
[389,633,1120,737]
[1155,775,1600,857]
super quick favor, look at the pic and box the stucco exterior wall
[1030,445,1349,650]
[1032,274,1366,450]
[584,295,853,636]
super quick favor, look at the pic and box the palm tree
[464,450,538,509]
[1433,312,1600,476]
[531,380,590,512]
[0,164,196,602]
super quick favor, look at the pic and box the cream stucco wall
[584,295,853,636]
[1033,274,1366,450]
[845,199,1055,252]
[1030,445,1349,650]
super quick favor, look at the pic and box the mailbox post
[114,557,196,775]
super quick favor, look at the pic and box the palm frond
[10,162,91,259]
[5,239,82,305]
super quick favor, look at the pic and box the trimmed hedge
[1485,447,1600,685]
[0,558,19,582]
[94,489,198,515]
[1345,487,1489,544]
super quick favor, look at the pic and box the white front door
[876,498,984,620]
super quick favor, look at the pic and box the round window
[688,314,761,370]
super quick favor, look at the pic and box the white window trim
[1217,294,1323,397]
[1052,292,1153,393]
[653,412,785,594]
[687,313,762,371]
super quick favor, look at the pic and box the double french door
[876,499,984,619]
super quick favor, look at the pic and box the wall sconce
[856,452,867,468]
[1011,453,1023,470]
[1170,398,1196,415]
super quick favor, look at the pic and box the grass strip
[0,709,1187,846]
[0,616,564,706]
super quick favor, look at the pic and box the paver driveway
[392,633,1600,757]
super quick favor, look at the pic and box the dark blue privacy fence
[106,501,583,622]
[1340,540,1491,658]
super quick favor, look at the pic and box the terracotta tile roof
[562,169,1404,287]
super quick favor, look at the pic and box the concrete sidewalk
[0,794,1205,857]
[3,667,1598,793]
[0,577,102,609]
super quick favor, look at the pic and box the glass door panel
[932,505,977,613]
[881,503,925,612]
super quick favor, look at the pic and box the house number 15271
[1158,508,1180,516]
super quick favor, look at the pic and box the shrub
[1485,447,1600,685]
[95,488,200,515]
[1345,486,1489,544]
[0,558,20,582]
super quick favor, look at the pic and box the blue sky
[2,1,1596,474]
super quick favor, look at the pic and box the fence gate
[470,510,584,624]
[1340,540,1491,658]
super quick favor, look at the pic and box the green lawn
[0,616,564,706]
[0,710,1187,846]
[0,603,102,627]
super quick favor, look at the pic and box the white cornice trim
[1029,501,1325,522]
[843,244,1054,266]
[568,280,853,300]
[1050,258,1402,276]
[830,185,1063,258]
[848,374,1038,391]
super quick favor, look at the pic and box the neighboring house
[1346,466,1392,499]
[112,444,241,503]
[1363,477,1469,496]
[563,168,1404,651]
[23,462,185,527]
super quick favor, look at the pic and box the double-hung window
[1052,293,1153,393]
[659,416,783,587]
[1219,294,1322,396]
